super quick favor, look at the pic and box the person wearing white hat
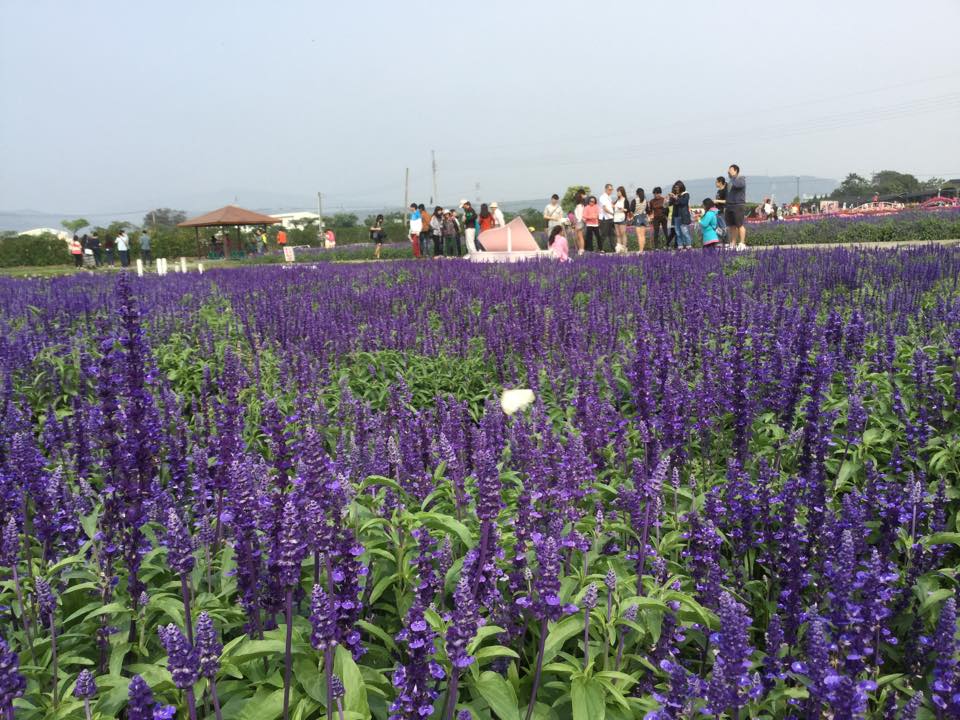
[490,201,506,228]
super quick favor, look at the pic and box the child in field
[548,225,569,261]
[700,198,720,250]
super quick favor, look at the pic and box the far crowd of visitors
[401,164,750,260]
[70,229,145,268]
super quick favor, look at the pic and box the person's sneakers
[737,242,747,251]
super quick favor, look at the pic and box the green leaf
[542,615,584,665]
[473,670,521,720]
[414,511,475,548]
[467,624,507,654]
[335,644,370,718]
[368,573,398,605]
[571,677,606,720]
[474,645,520,662]
[920,588,954,613]
[923,532,960,548]
[150,595,185,627]
[238,688,285,720]
[357,619,397,651]
[85,602,130,620]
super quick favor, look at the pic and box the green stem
[524,618,549,720]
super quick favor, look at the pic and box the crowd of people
[70,229,145,268]
[399,164,751,260]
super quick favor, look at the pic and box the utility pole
[431,150,438,206]
[317,192,324,233]
[796,176,800,203]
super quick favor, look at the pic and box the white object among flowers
[500,388,535,416]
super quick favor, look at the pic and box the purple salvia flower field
[0,248,957,719]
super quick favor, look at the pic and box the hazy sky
[2,0,959,216]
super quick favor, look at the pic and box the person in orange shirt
[70,235,83,267]
[277,229,287,246]
[418,204,432,257]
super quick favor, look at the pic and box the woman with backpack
[668,181,692,250]
[632,188,647,254]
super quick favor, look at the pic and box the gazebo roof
[178,205,279,228]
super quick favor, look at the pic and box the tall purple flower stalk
[73,670,96,720]
[163,508,196,644]
[389,600,444,720]
[276,494,306,720]
[442,575,482,720]
[196,611,223,720]
[929,597,958,718]
[0,635,26,720]
[35,577,58,707]
[158,624,199,720]
[706,592,760,719]
[126,674,175,720]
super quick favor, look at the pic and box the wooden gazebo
[177,205,279,259]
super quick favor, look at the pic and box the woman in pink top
[582,196,601,252]
[548,225,569,261]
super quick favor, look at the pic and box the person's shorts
[724,205,745,228]
[632,214,648,226]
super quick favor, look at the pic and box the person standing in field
[668,181,692,250]
[700,198,721,250]
[582,196,601,251]
[441,210,459,257]
[598,183,615,252]
[70,235,83,267]
[139,230,152,265]
[713,177,728,243]
[408,203,422,258]
[478,203,495,233]
[572,190,586,255]
[632,188,647,253]
[369,214,385,259]
[543,194,564,234]
[725,164,747,250]
[490,201,505,228]
[613,186,629,253]
[89,232,102,266]
[277,228,288,248]
[417,204,432,258]
[647,187,668,249]
[104,233,115,266]
[430,206,443,257]
[116,229,130,267]
[460,200,478,253]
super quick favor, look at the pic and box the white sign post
[283,247,296,263]
[180,257,187,273]
[198,263,204,275]
[136,259,144,277]
[157,258,167,276]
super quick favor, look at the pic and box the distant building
[272,211,321,229]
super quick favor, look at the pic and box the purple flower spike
[158,624,199,690]
[195,612,222,679]
[73,669,97,699]
[0,636,27,710]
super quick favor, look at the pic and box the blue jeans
[675,220,692,248]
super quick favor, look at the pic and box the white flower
[500,388,535,416]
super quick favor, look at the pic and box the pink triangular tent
[477,217,541,252]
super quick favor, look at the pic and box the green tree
[143,208,187,228]
[831,173,871,199]
[920,177,947,191]
[870,170,920,196]
[561,185,590,211]
[329,212,359,228]
[61,218,89,235]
